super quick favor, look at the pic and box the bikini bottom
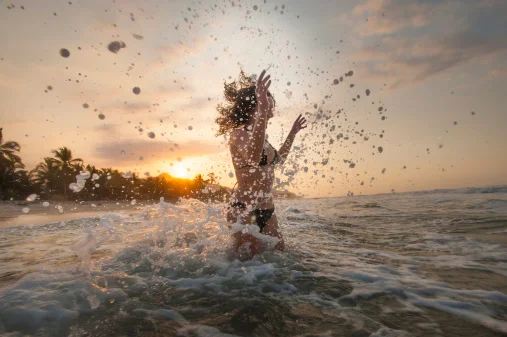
[228,201,275,233]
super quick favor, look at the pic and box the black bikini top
[237,139,279,170]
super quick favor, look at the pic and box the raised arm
[278,114,307,165]
[232,70,272,164]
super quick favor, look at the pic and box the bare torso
[228,129,277,211]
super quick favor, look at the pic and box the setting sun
[167,162,191,179]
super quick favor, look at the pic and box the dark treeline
[0,128,231,202]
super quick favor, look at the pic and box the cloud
[1,120,33,127]
[104,101,154,114]
[93,139,222,165]
[93,123,122,133]
[355,31,507,88]
[177,96,213,112]
[352,0,444,36]
[351,0,507,87]
[491,66,507,78]
[151,37,210,69]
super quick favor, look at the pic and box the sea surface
[1,186,507,337]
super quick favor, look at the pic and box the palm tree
[51,147,82,200]
[30,157,59,200]
[0,128,25,200]
[192,174,206,196]
[206,172,217,185]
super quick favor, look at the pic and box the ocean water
[1,187,507,337]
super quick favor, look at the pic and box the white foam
[2,196,506,336]
[26,194,37,202]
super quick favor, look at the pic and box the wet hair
[215,70,275,136]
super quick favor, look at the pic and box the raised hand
[291,114,307,134]
[255,69,271,113]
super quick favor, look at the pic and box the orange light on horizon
[165,162,192,179]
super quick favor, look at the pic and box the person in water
[215,69,307,257]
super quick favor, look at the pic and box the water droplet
[26,194,38,201]
[366,89,370,96]
[60,48,70,58]
[133,87,141,95]
[148,132,155,139]
[69,183,82,192]
[22,207,30,214]
[188,126,193,130]
[98,113,105,120]
[83,103,89,109]
[333,79,339,85]
[108,41,126,54]
[378,146,383,153]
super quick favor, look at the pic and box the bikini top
[237,139,279,170]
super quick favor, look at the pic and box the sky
[0,0,506,198]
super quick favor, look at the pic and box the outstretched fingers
[257,70,266,85]
[259,76,271,92]
[293,114,307,131]
[256,70,271,94]
[265,79,271,91]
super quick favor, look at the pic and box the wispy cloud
[93,139,222,165]
[351,0,507,87]
[352,0,442,36]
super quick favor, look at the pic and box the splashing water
[1,191,506,336]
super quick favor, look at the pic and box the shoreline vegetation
[0,128,301,206]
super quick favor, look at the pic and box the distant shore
[0,200,162,228]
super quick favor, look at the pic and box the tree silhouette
[0,132,298,202]
[30,157,59,200]
[0,128,25,200]
[51,147,82,200]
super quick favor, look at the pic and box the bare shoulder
[229,128,253,163]
[229,128,251,145]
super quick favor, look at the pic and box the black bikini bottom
[228,201,275,233]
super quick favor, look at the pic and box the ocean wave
[403,185,507,196]
[352,202,383,209]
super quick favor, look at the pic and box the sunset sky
[1,0,506,198]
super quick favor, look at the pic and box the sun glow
[167,162,191,179]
